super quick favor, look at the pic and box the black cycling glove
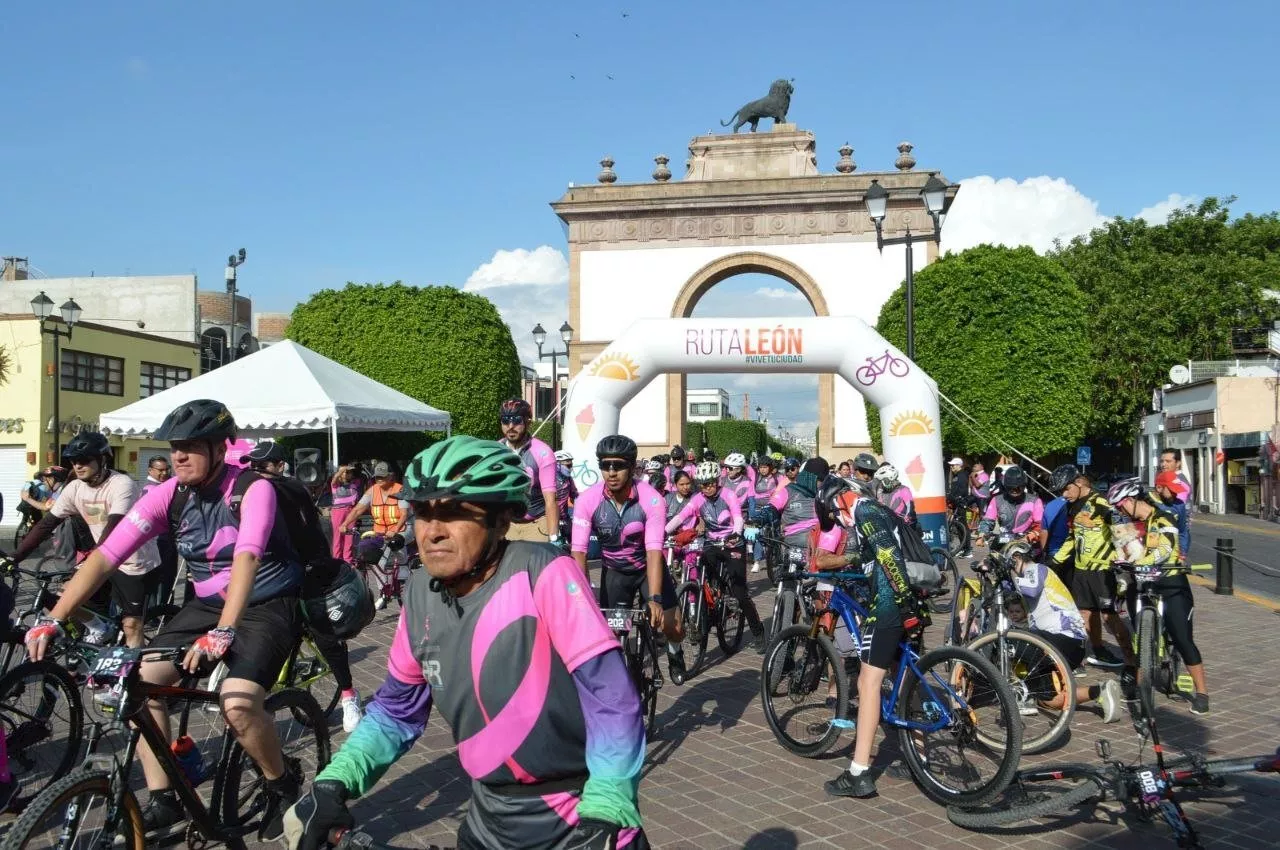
[562,817,622,850]
[283,780,354,850]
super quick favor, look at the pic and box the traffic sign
[1076,446,1092,467]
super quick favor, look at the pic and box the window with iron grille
[139,361,192,398]
[60,349,123,396]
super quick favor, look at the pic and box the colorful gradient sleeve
[316,674,433,798]
[571,650,644,828]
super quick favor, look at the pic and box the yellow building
[0,313,200,502]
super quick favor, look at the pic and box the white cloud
[754,286,804,300]
[940,175,1107,255]
[1135,193,1198,225]
[463,245,568,291]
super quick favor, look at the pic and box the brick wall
[255,312,291,342]
[197,291,252,324]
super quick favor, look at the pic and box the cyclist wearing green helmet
[286,435,650,850]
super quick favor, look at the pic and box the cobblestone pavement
[300,568,1280,849]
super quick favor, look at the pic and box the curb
[1187,574,1280,613]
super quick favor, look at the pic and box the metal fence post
[1214,537,1234,595]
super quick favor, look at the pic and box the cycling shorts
[154,596,299,689]
[1070,569,1117,613]
[597,567,677,611]
[105,568,173,618]
[858,620,903,670]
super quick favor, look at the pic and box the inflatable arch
[561,316,950,546]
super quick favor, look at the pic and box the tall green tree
[867,245,1093,457]
[287,283,521,443]
[1050,198,1279,439]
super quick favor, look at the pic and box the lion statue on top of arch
[720,79,794,133]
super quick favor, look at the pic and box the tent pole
[330,419,340,474]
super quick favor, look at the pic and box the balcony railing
[1232,326,1280,356]
[1165,410,1215,432]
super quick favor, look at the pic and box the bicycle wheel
[768,587,799,643]
[716,592,744,656]
[948,518,969,555]
[676,581,708,677]
[928,548,960,616]
[286,637,342,720]
[947,772,1104,828]
[965,629,1075,755]
[631,630,659,738]
[219,688,332,836]
[0,658,84,812]
[895,644,1023,807]
[1136,607,1159,723]
[760,625,848,758]
[0,766,145,850]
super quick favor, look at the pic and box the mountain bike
[11,512,37,551]
[602,605,662,737]
[673,537,745,680]
[0,657,83,813]
[1115,561,1200,720]
[349,531,412,611]
[1,643,331,850]
[764,535,809,644]
[206,621,342,723]
[760,570,1023,807]
[667,535,709,676]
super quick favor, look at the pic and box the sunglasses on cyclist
[499,414,526,425]
[598,460,631,472]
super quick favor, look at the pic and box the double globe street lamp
[30,291,84,458]
[864,174,953,361]
[531,321,574,444]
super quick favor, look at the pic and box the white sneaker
[1099,678,1123,723]
[341,692,363,733]
[374,596,387,611]
[751,560,762,573]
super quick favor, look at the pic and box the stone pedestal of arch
[552,125,957,460]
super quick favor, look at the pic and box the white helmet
[644,459,663,473]
[724,452,747,468]
[874,464,900,488]
[694,461,721,483]
[554,450,573,463]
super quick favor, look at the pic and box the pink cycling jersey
[665,488,743,540]
[503,436,557,521]
[570,481,665,573]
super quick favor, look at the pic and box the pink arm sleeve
[234,478,278,558]
[387,609,427,685]
[983,498,997,521]
[725,490,744,533]
[769,486,789,512]
[665,493,703,534]
[534,556,618,672]
[1031,498,1045,524]
[746,466,757,486]
[534,439,558,496]
[815,526,844,554]
[98,477,176,568]
[638,482,666,551]
[571,484,603,553]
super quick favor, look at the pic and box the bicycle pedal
[652,674,664,689]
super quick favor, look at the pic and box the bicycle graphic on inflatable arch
[855,349,910,386]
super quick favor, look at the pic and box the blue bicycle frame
[812,570,971,734]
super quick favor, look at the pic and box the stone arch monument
[552,124,958,459]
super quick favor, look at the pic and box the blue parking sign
[1076,446,1092,467]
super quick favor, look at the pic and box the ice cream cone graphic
[575,405,595,441]
[905,455,925,492]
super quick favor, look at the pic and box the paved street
[1184,513,1280,604]
[329,568,1280,850]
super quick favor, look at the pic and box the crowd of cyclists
[0,391,1216,848]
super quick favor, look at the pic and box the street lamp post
[864,174,952,361]
[30,291,83,461]
[532,321,575,447]
[225,248,246,365]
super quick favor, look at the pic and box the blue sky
[3,0,1275,435]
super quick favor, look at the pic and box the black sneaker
[751,627,767,655]
[1189,693,1209,715]
[668,651,687,686]
[1086,645,1125,669]
[259,759,303,842]
[140,791,185,837]
[824,770,877,798]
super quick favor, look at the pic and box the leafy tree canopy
[1050,197,1279,438]
[868,245,1093,456]
[287,282,521,442]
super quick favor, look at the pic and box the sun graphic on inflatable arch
[589,352,641,381]
[888,410,935,437]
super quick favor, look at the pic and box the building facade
[687,388,731,422]
[0,314,201,502]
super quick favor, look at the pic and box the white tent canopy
[101,341,450,460]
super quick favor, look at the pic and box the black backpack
[167,471,374,638]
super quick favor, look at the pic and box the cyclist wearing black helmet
[25,399,307,841]
[498,398,560,546]
[977,465,1043,542]
[6,430,163,648]
[665,445,694,488]
[851,452,879,493]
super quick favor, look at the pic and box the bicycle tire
[896,644,1023,808]
[286,637,343,721]
[1137,607,1158,723]
[631,630,659,738]
[219,688,332,835]
[0,657,85,812]
[947,518,969,555]
[0,766,145,850]
[965,629,1075,755]
[760,625,848,757]
[676,581,708,677]
[768,588,798,643]
[716,594,745,656]
[764,546,782,585]
[947,774,1104,828]
[928,548,960,616]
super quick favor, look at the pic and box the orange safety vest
[370,484,404,534]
